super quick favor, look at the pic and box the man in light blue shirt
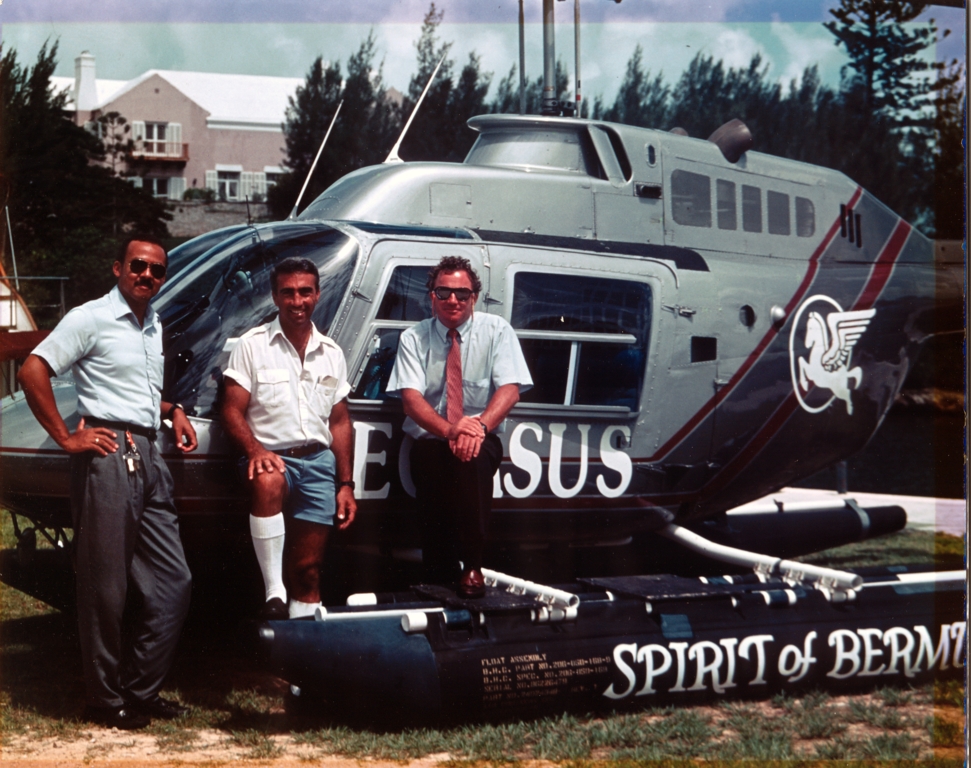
[387,256,531,597]
[18,237,197,730]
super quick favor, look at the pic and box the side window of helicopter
[716,179,737,230]
[742,184,762,233]
[352,265,434,400]
[670,170,712,227]
[511,272,651,410]
[767,190,791,235]
[796,197,815,237]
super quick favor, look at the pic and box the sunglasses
[432,287,474,302]
[129,258,167,280]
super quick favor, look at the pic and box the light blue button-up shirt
[32,286,163,430]
[387,312,532,439]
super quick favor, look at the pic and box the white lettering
[548,423,590,498]
[718,638,739,690]
[738,634,773,685]
[950,622,966,669]
[635,644,672,696]
[352,423,392,499]
[827,629,862,679]
[398,434,416,498]
[597,426,632,498]
[504,423,544,498]
[858,628,887,676]
[669,642,689,692]
[603,643,638,699]
[914,624,951,673]
[688,640,726,693]
[778,631,817,682]
[883,627,916,677]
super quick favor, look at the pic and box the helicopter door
[588,125,664,245]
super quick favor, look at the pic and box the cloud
[770,21,840,87]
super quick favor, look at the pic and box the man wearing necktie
[387,256,532,597]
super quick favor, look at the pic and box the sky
[0,0,964,105]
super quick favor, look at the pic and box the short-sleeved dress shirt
[224,318,350,451]
[387,312,532,439]
[31,286,163,430]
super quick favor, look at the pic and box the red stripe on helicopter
[699,216,914,497]
[644,186,864,463]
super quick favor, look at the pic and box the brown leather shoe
[458,568,486,598]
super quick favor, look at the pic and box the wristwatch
[478,420,489,436]
[337,480,356,491]
[167,403,185,420]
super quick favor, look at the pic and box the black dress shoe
[83,705,151,730]
[131,695,189,720]
[458,568,486,598]
[259,597,289,620]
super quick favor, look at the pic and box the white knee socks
[249,513,286,602]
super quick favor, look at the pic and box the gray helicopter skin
[0,113,962,552]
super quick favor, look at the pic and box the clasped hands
[447,415,485,462]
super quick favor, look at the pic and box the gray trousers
[70,433,192,708]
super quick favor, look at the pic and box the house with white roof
[53,52,302,203]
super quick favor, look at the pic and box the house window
[144,123,167,154]
[146,177,169,198]
[218,172,240,201]
[512,272,651,410]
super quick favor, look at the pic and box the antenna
[288,99,343,220]
[384,53,447,164]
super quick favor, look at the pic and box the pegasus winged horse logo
[789,295,876,415]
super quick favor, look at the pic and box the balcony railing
[130,142,190,162]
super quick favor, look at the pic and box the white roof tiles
[50,76,129,110]
[55,69,303,131]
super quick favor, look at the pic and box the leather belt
[86,417,157,441]
[274,442,325,459]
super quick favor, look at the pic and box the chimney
[74,51,98,112]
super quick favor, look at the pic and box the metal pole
[836,460,848,494]
[542,0,557,115]
[518,0,526,114]
[59,279,66,318]
[290,100,344,219]
[5,206,19,291]
[574,0,581,116]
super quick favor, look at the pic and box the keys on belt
[123,431,142,475]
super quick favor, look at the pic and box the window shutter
[205,170,218,191]
[166,123,182,156]
[254,172,267,196]
[241,172,255,199]
[131,176,143,188]
[169,177,186,200]
[132,121,146,142]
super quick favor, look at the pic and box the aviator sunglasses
[129,258,167,280]
[432,287,473,302]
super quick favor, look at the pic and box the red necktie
[446,328,463,424]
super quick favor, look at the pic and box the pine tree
[600,46,669,129]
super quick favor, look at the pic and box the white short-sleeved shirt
[386,312,532,439]
[224,318,350,451]
[32,286,163,429]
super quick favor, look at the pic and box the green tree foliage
[269,32,400,219]
[398,4,492,162]
[930,62,966,240]
[596,46,669,128]
[0,42,169,323]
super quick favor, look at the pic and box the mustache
[135,278,155,288]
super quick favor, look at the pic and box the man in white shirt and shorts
[222,257,356,620]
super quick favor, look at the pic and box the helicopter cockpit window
[353,265,434,400]
[464,129,602,176]
[511,272,651,410]
[163,227,359,417]
[671,170,712,228]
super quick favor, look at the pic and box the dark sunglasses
[129,258,167,280]
[432,287,473,302]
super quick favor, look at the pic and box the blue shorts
[238,448,336,526]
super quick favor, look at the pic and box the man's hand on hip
[246,447,287,480]
[63,417,119,456]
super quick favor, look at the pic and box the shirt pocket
[463,377,492,413]
[256,368,289,408]
[312,375,339,419]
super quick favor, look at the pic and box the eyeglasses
[432,287,474,302]
[129,258,167,280]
